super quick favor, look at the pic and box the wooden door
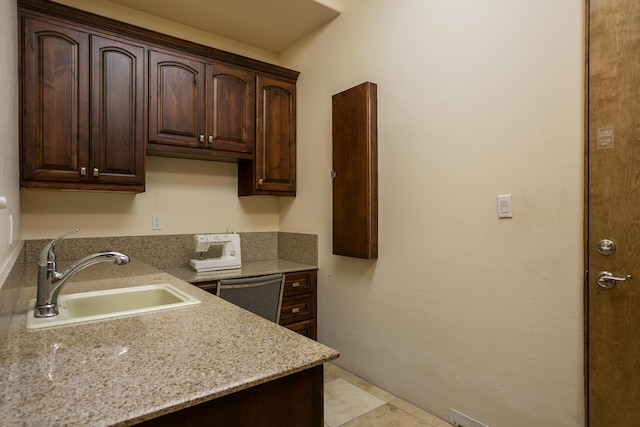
[21,16,89,184]
[148,49,205,148]
[587,0,640,424]
[254,76,296,194]
[207,63,255,153]
[90,35,145,186]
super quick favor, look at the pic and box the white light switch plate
[497,194,512,218]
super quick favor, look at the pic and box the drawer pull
[292,282,300,287]
[291,308,300,313]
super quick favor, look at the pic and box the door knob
[596,271,632,289]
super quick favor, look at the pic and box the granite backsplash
[21,231,317,268]
[0,231,317,351]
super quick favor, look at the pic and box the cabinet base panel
[135,365,324,427]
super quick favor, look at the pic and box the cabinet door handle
[208,135,213,144]
[291,308,300,313]
[258,178,264,185]
[80,167,86,176]
[199,135,204,143]
[93,168,99,177]
[291,282,300,287]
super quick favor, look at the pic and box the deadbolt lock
[597,239,616,256]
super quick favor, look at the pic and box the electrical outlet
[152,215,162,230]
[448,409,490,427]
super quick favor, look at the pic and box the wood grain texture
[332,82,378,259]
[238,76,297,196]
[90,35,145,186]
[148,49,206,148]
[20,12,146,192]
[208,63,255,153]
[588,0,640,424]
[21,15,89,184]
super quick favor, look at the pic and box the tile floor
[324,362,452,427]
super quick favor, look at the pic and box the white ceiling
[108,0,341,53]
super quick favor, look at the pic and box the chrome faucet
[35,229,130,318]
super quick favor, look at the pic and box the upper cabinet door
[207,63,255,154]
[90,35,145,186]
[255,76,296,194]
[21,16,89,183]
[148,49,206,148]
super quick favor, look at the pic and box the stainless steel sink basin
[27,284,201,329]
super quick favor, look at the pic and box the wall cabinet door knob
[80,167,86,176]
[93,168,99,177]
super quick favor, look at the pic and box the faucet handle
[38,228,80,266]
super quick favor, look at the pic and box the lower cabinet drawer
[283,270,316,297]
[279,293,315,325]
[285,319,317,340]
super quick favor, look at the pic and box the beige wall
[280,1,584,426]
[0,0,22,284]
[19,0,282,239]
[21,157,281,238]
[12,0,585,425]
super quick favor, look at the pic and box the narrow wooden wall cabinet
[332,82,378,259]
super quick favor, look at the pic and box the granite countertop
[165,259,317,283]
[0,260,338,426]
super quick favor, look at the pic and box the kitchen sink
[27,284,201,329]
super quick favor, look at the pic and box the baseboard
[0,241,24,290]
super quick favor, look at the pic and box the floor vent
[448,408,490,427]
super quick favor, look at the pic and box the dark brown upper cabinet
[332,82,378,259]
[208,63,255,154]
[90,35,145,188]
[148,50,255,160]
[238,76,296,196]
[19,0,299,196]
[20,14,145,192]
[148,50,206,150]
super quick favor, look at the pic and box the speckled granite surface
[166,259,316,284]
[23,232,317,268]
[0,260,337,426]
